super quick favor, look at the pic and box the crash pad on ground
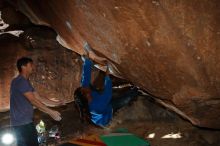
[66,129,150,146]
[100,133,150,146]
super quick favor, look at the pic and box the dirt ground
[84,96,220,146]
[1,96,220,146]
[38,96,220,146]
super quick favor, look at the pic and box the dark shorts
[13,122,39,146]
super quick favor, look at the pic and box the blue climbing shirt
[90,76,112,126]
[81,58,113,126]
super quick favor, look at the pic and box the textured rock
[13,0,220,129]
[22,26,82,104]
[0,1,31,31]
[0,34,26,112]
[0,25,127,112]
[0,27,82,112]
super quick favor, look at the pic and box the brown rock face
[0,34,26,112]
[9,0,220,128]
[0,27,82,112]
[21,26,82,104]
[0,1,31,31]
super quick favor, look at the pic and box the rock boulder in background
[12,0,220,129]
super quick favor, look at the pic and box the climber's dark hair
[16,57,33,72]
[74,87,91,123]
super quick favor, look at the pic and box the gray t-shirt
[10,75,35,126]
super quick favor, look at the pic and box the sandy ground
[1,96,220,146]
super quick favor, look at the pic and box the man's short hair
[16,57,33,72]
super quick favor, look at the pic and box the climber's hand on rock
[106,61,111,75]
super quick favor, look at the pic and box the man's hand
[24,92,62,121]
[48,110,62,121]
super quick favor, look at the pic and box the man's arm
[33,92,64,107]
[102,63,112,100]
[24,92,61,121]
[81,57,93,88]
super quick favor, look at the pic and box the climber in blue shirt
[74,43,139,128]
[81,58,112,126]
[75,54,112,127]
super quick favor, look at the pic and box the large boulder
[13,0,220,129]
[0,27,82,112]
[0,25,123,112]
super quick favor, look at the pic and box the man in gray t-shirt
[10,57,63,146]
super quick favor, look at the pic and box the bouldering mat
[100,133,150,146]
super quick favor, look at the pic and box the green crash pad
[100,133,150,146]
